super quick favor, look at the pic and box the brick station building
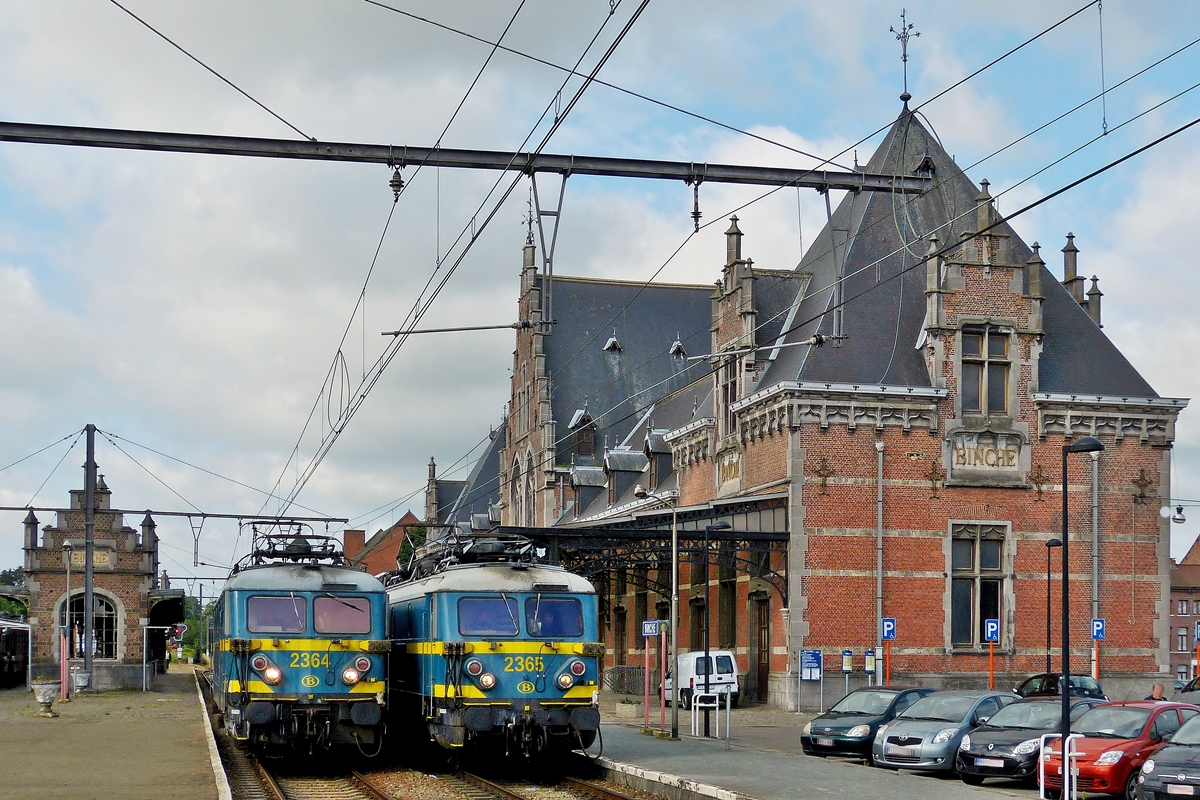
[439,103,1186,707]
[21,476,184,690]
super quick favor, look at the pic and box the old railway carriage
[387,532,603,757]
[211,526,389,752]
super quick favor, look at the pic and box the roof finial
[524,186,535,245]
[890,9,920,104]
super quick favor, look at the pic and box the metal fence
[602,665,662,694]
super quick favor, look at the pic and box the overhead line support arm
[0,121,931,193]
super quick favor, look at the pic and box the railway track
[253,764,391,800]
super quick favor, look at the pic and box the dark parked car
[871,690,1017,773]
[956,696,1104,785]
[1135,711,1200,798]
[801,686,935,762]
[1014,673,1107,700]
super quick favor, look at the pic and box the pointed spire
[1086,276,1103,327]
[975,179,993,232]
[725,215,743,266]
[1027,242,1044,298]
[1062,232,1085,303]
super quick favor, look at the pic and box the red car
[1040,701,1200,800]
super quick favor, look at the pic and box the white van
[661,650,740,709]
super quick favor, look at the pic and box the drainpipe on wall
[876,440,885,684]
[1091,452,1100,680]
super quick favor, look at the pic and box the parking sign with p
[881,618,896,640]
[984,619,1000,642]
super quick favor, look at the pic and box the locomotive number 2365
[503,656,544,672]
[289,652,331,668]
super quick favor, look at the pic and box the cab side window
[893,691,920,715]
[1154,709,1182,740]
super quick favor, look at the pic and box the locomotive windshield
[247,596,306,633]
[525,597,583,637]
[314,596,371,634]
[458,597,519,636]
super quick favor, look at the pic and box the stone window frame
[958,325,1013,417]
[946,520,1011,654]
[54,587,125,662]
[718,357,739,438]
[1179,628,1190,653]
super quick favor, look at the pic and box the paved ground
[596,692,1041,800]
[0,665,217,800]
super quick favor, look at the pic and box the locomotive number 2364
[504,656,544,672]
[290,652,331,668]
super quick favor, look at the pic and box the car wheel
[730,694,739,709]
[1044,790,1062,800]
[682,690,693,710]
[960,774,984,786]
[1124,771,1139,800]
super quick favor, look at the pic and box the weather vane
[890,9,920,101]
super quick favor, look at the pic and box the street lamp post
[634,485,683,740]
[703,521,732,738]
[1061,436,1105,785]
[1045,538,1062,674]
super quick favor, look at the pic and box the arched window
[59,593,118,659]
[524,455,535,527]
[510,458,523,526]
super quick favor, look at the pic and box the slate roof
[544,276,714,464]
[758,108,1158,399]
[442,424,507,526]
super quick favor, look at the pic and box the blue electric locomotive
[386,532,603,757]
[211,523,389,752]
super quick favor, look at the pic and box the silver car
[871,690,1017,772]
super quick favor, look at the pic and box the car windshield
[1074,706,1151,738]
[1172,716,1200,746]
[313,596,371,634]
[524,597,583,637]
[829,690,897,715]
[247,595,306,633]
[900,693,978,723]
[458,596,519,636]
[986,701,1065,730]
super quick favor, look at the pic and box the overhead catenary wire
[275,0,651,514]
[104,0,313,141]
[0,429,84,474]
[97,428,203,514]
[23,429,85,507]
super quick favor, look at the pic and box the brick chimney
[343,529,366,560]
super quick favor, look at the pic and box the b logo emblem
[516,681,535,694]
[301,675,319,688]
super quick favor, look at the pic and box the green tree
[0,567,27,618]
[397,524,427,568]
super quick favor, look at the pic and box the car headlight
[847,725,871,738]
[959,734,971,751]
[802,722,812,735]
[1094,749,1124,766]
[876,724,889,739]
[1142,759,1156,774]
[932,727,958,744]
[1012,739,1041,756]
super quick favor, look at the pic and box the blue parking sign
[881,618,897,640]
[984,619,1000,642]
[1092,619,1105,641]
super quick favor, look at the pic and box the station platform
[0,665,219,800]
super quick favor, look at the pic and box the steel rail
[0,120,930,193]
[348,772,395,800]
[562,776,645,800]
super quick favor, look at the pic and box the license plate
[1168,786,1195,796]
[885,745,917,757]
[974,758,1005,768]
[816,737,834,747]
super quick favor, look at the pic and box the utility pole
[83,423,96,676]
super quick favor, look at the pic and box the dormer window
[961,327,1009,415]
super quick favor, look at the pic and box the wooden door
[756,599,770,703]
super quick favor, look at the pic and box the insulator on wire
[389,168,404,202]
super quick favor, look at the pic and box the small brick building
[22,476,184,690]
[1169,538,1200,683]
[440,103,1186,707]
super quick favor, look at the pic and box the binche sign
[946,430,1024,486]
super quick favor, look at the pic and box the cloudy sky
[2,1,1200,596]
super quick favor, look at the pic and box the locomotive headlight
[341,668,361,685]
[479,673,496,690]
[250,654,269,672]
[557,673,574,690]
[465,659,484,677]
[569,660,586,677]
[354,656,371,673]
[262,666,283,685]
